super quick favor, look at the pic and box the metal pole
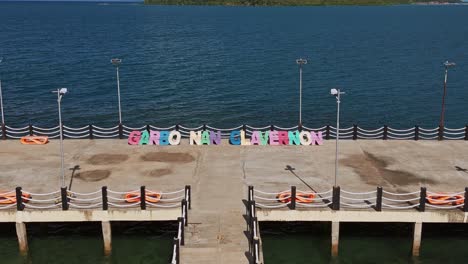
[334,92,340,187]
[116,66,122,124]
[439,66,448,127]
[0,58,4,125]
[299,64,302,126]
[57,91,65,188]
[0,79,4,125]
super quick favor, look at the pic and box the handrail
[249,185,468,212]
[2,124,467,141]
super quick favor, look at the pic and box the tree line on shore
[144,0,461,6]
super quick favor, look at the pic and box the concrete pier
[15,222,28,255]
[102,221,112,256]
[412,222,423,257]
[1,139,468,263]
[331,221,340,257]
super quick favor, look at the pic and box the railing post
[140,186,146,210]
[146,124,150,133]
[89,125,94,140]
[203,124,207,131]
[1,123,6,140]
[61,187,69,211]
[465,125,468,141]
[248,185,254,202]
[353,124,358,140]
[173,237,180,264]
[376,187,383,212]
[325,125,330,140]
[185,185,191,210]
[383,125,388,140]
[438,125,444,141]
[415,125,419,141]
[290,186,296,210]
[419,187,426,212]
[298,123,302,132]
[16,187,24,211]
[332,186,340,211]
[102,186,108,210]
[118,123,123,139]
[29,124,33,136]
[175,124,179,131]
[182,199,188,226]
[253,237,260,264]
[463,187,468,212]
[178,217,185,246]
[270,125,274,131]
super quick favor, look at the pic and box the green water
[0,222,175,264]
[261,222,468,264]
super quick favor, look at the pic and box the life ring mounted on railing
[124,191,162,203]
[427,194,464,206]
[0,192,31,205]
[276,191,316,203]
[20,136,49,145]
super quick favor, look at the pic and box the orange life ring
[276,191,316,203]
[20,136,49,145]
[124,191,162,203]
[0,192,31,204]
[427,194,464,205]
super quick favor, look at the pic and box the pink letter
[278,131,289,145]
[250,131,260,145]
[311,131,324,145]
[128,131,141,145]
[149,131,160,145]
[269,131,279,145]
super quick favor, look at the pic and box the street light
[53,88,68,188]
[0,57,4,125]
[439,61,456,128]
[111,58,123,124]
[296,58,307,126]
[330,88,345,187]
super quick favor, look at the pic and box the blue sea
[0,2,467,128]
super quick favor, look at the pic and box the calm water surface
[1,222,175,264]
[262,222,468,264]
[0,3,467,128]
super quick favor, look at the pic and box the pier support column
[101,221,112,256]
[15,222,28,255]
[412,222,422,257]
[331,221,339,257]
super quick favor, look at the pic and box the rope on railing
[426,203,464,209]
[255,202,290,209]
[340,189,377,195]
[22,190,60,196]
[69,202,103,209]
[93,125,120,131]
[33,125,60,131]
[382,203,420,209]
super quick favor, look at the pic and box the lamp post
[111,58,123,124]
[0,57,4,126]
[439,61,456,128]
[53,88,68,188]
[296,58,307,126]
[330,88,345,187]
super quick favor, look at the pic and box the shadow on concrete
[68,165,80,190]
[455,166,468,174]
[285,165,332,208]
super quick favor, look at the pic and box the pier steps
[180,148,248,263]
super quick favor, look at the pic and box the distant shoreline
[144,0,463,6]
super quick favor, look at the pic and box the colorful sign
[128,130,323,146]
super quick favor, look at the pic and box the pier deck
[1,139,468,263]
